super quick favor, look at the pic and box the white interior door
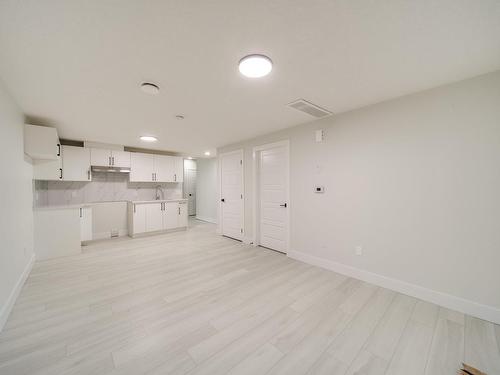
[185,169,196,216]
[258,144,288,253]
[220,150,243,241]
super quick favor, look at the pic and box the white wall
[218,70,500,323]
[0,80,34,330]
[196,158,217,223]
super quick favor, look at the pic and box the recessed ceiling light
[140,136,158,142]
[187,156,193,160]
[204,151,211,156]
[175,115,185,120]
[239,54,273,78]
[140,82,160,95]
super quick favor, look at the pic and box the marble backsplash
[34,172,183,207]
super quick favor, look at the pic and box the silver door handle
[280,203,287,208]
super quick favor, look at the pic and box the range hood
[91,166,130,173]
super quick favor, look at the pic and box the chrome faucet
[155,185,164,200]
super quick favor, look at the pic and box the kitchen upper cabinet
[173,157,184,183]
[130,153,155,182]
[62,146,91,181]
[154,155,174,182]
[130,152,181,182]
[90,148,130,168]
[33,157,62,180]
[24,124,60,160]
[112,150,131,168]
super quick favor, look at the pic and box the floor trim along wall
[288,250,500,325]
[0,254,35,332]
[195,216,217,224]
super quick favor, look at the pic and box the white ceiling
[1,1,499,157]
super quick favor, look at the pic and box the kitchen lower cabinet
[128,200,188,237]
[163,202,180,230]
[80,207,93,242]
[146,202,163,232]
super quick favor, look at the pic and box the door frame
[218,149,245,240]
[252,140,290,253]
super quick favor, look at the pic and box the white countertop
[34,199,187,211]
[129,199,188,204]
[34,204,92,211]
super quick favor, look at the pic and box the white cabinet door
[154,155,174,182]
[173,157,184,183]
[130,153,154,182]
[132,203,147,234]
[80,207,93,241]
[220,150,244,240]
[163,202,179,229]
[111,150,131,168]
[62,146,91,181]
[146,203,163,232]
[90,148,112,166]
[178,201,188,227]
[33,157,62,180]
[24,124,60,160]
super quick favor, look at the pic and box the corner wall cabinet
[128,200,188,237]
[24,124,60,160]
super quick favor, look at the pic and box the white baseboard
[0,254,35,332]
[288,250,500,325]
[195,216,217,224]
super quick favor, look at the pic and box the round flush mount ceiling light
[140,136,158,142]
[140,82,160,95]
[238,54,273,78]
[204,151,211,156]
[175,115,185,120]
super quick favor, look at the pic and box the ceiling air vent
[287,99,332,118]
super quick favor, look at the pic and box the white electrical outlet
[355,246,363,256]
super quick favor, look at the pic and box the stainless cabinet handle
[112,156,115,165]
[87,170,90,180]
[59,168,63,180]
[57,144,61,156]
[133,204,136,213]
[178,206,180,215]
[80,207,82,218]
[174,174,176,182]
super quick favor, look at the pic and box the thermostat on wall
[315,186,325,193]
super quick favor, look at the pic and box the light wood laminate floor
[1,219,499,375]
